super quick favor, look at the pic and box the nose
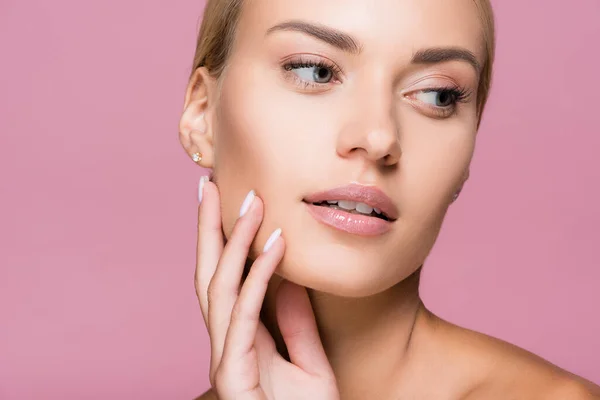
[336,88,401,167]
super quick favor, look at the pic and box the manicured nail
[263,228,282,253]
[198,175,209,203]
[239,190,255,217]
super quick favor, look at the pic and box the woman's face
[207,0,485,297]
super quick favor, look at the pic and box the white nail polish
[239,190,255,217]
[263,228,282,253]
[198,175,209,203]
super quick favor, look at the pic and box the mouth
[301,183,399,236]
[302,182,399,221]
[304,200,392,221]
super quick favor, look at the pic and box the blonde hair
[189,0,496,123]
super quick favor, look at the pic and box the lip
[303,203,393,236]
[303,183,399,220]
[302,183,399,237]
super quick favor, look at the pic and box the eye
[292,65,334,84]
[414,89,462,108]
[406,85,471,118]
[281,56,342,89]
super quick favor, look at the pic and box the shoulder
[443,323,600,399]
[545,379,600,400]
[193,388,218,400]
[466,376,600,400]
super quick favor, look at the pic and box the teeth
[355,203,374,214]
[320,200,379,217]
[337,200,356,210]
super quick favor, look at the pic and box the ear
[179,67,218,169]
[456,168,470,195]
[462,168,470,184]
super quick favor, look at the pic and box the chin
[274,240,419,298]
[254,199,436,298]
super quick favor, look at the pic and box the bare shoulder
[193,388,217,400]
[439,322,600,399]
[546,379,600,399]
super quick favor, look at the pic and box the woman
[179,0,600,398]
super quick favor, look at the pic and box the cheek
[211,66,323,242]
[215,66,312,173]
[211,76,267,238]
[399,111,476,220]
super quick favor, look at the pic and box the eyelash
[281,57,472,117]
[414,86,472,118]
[424,86,470,103]
[281,56,342,89]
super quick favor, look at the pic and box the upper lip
[303,183,399,221]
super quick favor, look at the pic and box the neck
[259,267,433,398]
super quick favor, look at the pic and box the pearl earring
[192,152,202,163]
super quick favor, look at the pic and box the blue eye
[291,65,334,83]
[407,86,471,118]
[282,57,341,88]
[415,89,461,107]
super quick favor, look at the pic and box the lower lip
[303,202,393,236]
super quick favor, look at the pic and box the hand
[195,176,340,400]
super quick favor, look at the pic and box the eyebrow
[266,20,480,74]
[266,20,363,54]
[412,47,481,74]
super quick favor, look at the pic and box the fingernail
[263,228,282,253]
[239,190,255,217]
[198,175,209,203]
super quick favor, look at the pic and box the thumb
[275,280,332,377]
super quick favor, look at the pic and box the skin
[179,0,600,398]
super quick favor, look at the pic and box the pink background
[1,0,599,398]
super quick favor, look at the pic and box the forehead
[236,0,485,61]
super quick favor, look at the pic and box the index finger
[195,175,224,326]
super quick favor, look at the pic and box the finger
[207,191,264,369]
[276,280,334,378]
[221,229,284,362]
[195,176,224,326]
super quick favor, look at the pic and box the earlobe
[179,67,218,168]
[462,169,470,185]
[452,169,470,204]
